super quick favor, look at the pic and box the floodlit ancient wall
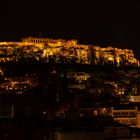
[0,37,139,66]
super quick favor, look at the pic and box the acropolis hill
[0,37,139,66]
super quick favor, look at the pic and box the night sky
[0,0,140,58]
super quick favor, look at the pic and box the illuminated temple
[0,36,139,66]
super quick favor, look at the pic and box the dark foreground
[0,117,140,140]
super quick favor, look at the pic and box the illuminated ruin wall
[0,37,139,66]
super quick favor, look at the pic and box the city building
[110,106,140,128]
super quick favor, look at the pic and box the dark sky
[0,0,140,57]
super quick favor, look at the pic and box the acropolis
[0,37,139,66]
